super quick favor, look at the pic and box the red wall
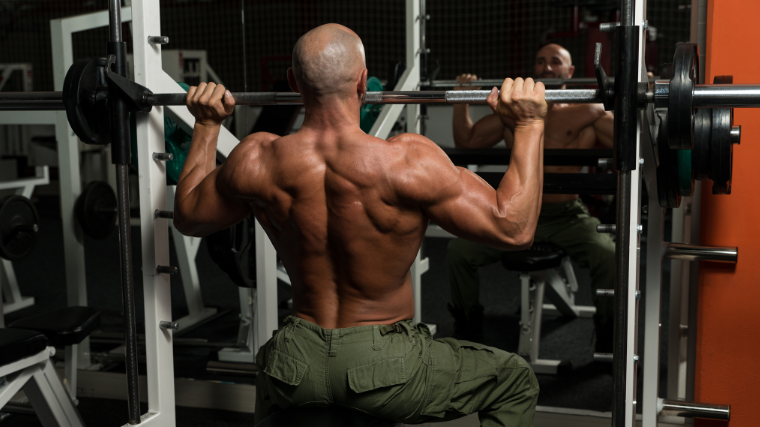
[696,1,760,426]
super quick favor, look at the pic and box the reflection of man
[448,43,616,355]
[175,24,546,427]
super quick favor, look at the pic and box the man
[175,24,546,427]
[448,43,616,354]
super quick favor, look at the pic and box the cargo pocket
[421,339,457,417]
[347,357,407,393]
[263,349,309,386]
[450,341,500,414]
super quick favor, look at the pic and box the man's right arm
[397,78,547,250]
[452,73,507,149]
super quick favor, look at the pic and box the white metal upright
[130,0,175,424]
[620,1,647,425]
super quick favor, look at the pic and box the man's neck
[301,96,362,132]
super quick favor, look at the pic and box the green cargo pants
[447,198,615,325]
[254,316,539,426]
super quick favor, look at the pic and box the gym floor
[1,195,672,425]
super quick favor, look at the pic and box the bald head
[290,24,366,102]
[534,43,574,80]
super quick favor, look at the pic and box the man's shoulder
[386,132,441,154]
[239,131,281,148]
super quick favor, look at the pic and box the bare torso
[177,77,548,331]
[243,129,425,328]
[504,103,608,203]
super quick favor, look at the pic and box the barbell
[0,42,753,210]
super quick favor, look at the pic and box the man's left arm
[173,82,263,237]
[593,110,614,148]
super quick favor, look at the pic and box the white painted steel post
[667,201,691,401]
[403,0,427,326]
[166,186,217,330]
[131,0,176,423]
[50,16,91,371]
[255,220,278,355]
[620,2,647,424]
[369,0,420,140]
[641,203,664,427]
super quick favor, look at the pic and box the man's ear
[567,65,576,79]
[287,68,300,93]
[358,68,368,99]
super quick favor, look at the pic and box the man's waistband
[282,315,415,341]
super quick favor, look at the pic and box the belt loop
[285,317,300,342]
[373,326,384,351]
[328,329,339,357]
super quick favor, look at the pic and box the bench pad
[9,306,100,347]
[0,328,48,366]
[501,243,564,272]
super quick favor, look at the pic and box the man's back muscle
[235,130,426,328]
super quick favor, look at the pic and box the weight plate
[76,181,117,239]
[656,114,681,208]
[676,149,694,197]
[710,107,733,195]
[0,195,40,261]
[63,57,111,145]
[708,75,734,194]
[691,108,712,180]
[668,43,699,150]
[206,215,256,288]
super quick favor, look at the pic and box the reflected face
[533,44,574,79]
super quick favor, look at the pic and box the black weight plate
[63,57,111,145]
[656,114,681,208]
[0,195,40,261]
[692,108,712,180]
[206,215,256,288]
[668,43,699,150]
[76,181,117,239]
[709,76,734,194]
[710,107,733,195]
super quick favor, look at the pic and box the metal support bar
[596,224,617,234]
[664,243,737,263]
[659,399,730,421]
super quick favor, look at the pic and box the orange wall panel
[696,1,760,426]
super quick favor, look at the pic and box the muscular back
[176,75,547,330]
[232,129,431,328]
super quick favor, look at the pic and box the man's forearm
[495,124,544,237]
[176,123,220,199]
[452,104,474,147]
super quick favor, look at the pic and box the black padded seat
[501,243,564,272]
[255,407,401,427]
[9,306,100,347]
[0,328,48,366]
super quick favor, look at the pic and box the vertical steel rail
[108,0,141,424]
[132,0,177,424]
[612,0,643,426]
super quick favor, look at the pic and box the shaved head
[534,43,574,80]
[291,24,366,102]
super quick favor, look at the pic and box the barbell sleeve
[664,243,738,263]
[659,399,730,421]
[692,84,760,108]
